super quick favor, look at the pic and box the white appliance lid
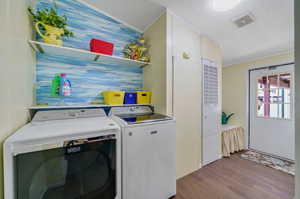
[6,109,120,144]
[116,113,173,124]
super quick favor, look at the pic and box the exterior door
[202,59,220,166]
[249,64,295,160]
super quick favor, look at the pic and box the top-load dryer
[110,105,176,199]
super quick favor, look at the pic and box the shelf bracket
[93,55,100,61]
[35,43,45,54]
[140,63,149,68]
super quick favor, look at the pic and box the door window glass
[268,75,278,89]
[256,73,292,119]
[257,76,267,89]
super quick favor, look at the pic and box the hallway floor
[175,152,294,199]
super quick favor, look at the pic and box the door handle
[150,131,158,135]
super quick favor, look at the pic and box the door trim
[247,62,295,149]
[201,58,221,167]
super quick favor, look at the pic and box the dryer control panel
[32,109,107,122]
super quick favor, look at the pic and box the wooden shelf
[29,104,153,110]
[29,40,151,68]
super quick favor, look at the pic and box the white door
[202,59,220,166]
[249,64,295,160]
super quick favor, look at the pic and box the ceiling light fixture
[212,0,241,12]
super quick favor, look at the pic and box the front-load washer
[4,108,121,199]
[110,105,176,199]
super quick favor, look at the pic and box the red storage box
[90,38,114,55]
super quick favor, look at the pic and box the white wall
[171,14,223,178]
[143,13,167,114]
[295,0,300,197]
[0,0,35,197]
[171,14,203,178]
[144,11,222,179]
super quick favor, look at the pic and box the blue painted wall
[36,0,143,105]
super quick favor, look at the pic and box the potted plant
[28,7,74,46]
[222,112,234,125]
[123,37,150,62]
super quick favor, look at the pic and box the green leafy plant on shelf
[222,112,234,125]
[28,7,74,46]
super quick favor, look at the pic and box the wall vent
[232,12,255,28]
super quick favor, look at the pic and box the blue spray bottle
[59,73,71,96]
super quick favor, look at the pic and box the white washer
[110,105,176,199]
[4,108,121,199]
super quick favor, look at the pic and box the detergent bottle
[51,74,61,96]
[59,73,71,96]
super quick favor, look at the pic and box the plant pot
[35,22,64,46]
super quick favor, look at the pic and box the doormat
[241,150,295,175]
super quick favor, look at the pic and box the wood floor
[175,152,294,199]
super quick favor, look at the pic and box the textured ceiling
[151,0,294,66]
[83,0,165,32]
[84,0,294,66]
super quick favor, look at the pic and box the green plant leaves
[222,112,234,125]
[28,7,74,38]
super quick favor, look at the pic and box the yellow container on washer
[136,91,152,104]
[102,91,125,105]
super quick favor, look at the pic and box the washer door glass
[15,139,116,199]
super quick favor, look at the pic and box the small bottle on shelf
[59,73,71,96]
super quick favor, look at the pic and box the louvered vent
[203,60,218,105]
[233,13,255,28]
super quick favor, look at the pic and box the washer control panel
[109,105,153,115]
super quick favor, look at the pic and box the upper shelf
[29,104,153,110]
[29,40,151,68]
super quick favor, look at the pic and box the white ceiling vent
[232,12,255,28]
